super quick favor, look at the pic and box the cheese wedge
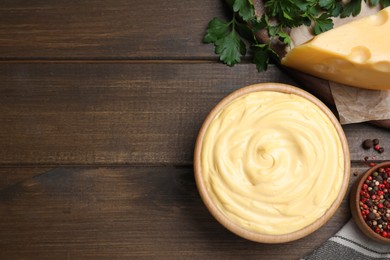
[282,7,390,90]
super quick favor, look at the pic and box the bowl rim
[350,161,390,243]
[194,82,351,243]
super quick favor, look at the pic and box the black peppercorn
[368,212,377,220]
[362,139,373,149]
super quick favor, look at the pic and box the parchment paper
[330,82,390,124]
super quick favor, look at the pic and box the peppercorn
[362,139,373,149]
[368,212,376,220]
[373,139,380,145]
[379,147,385,153]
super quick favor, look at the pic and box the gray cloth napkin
[303,219,390,260]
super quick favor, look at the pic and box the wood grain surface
[0,62,388,166]
[0,0,390,259]
[0,63,296,165]
[0,166,367,259]
[0,0,225,59]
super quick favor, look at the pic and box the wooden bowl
[350,162,390,243]
[194,83,350,243]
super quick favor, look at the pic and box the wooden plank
[0,0,226,59]
[344,124,390,163]
[1,63,389,166]
[0,63,297,165]
[0,166,368,259]
[0,167,51,190]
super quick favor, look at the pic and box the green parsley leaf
[313,13,334,34]
[203,18,230,44]
[277,31,292,45]
[252,44,270,72]
[236,20,256,43]
[203,16,247,66]
[267,25,279,38]
[251,14,268,32]
[319,0,336,10]
[329,2,343,17]
[215,30,246,66]
[294,0,313,11]
[341,0,362,17]
[307,6,320,17]
[267,25,292,45]
[233,0,255,21]
[203,0,256,67]
[265,0,308,28]
[252,44,278,72]
[380,0,390,7]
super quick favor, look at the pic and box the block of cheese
[282,6,390,90]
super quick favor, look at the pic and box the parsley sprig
[204,0,390,71]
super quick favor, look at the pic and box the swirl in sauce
[201,91,344,235]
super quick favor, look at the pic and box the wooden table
[0,1,389,259]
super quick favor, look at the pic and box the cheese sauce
[201,91,344,235]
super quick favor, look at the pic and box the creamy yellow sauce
[201,91,344,235]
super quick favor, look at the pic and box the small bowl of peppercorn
[350,162,390,243]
